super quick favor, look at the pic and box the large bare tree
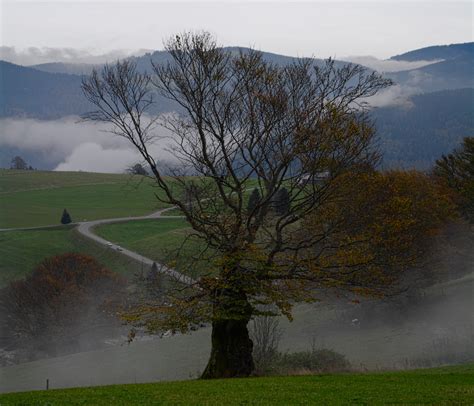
[82,32,394,378]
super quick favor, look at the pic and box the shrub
[272,348,351,375]
[0,253,126,361]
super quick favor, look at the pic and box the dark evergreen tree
[61,209,72,224]
[273,188,290,216]
[247,188,261,214]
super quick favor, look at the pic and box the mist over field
[0,117,177,172]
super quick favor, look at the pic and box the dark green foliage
[60,209,72,225]
[247,188,261,214]
[273,188,290,216]
[434,137,474,222]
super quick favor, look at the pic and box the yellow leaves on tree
[301,170,456,297]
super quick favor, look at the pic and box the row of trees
[80,31,463,379]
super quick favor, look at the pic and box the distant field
[94,218,208,277]
[0,170,170,228]
[0,226,144,286]
[1,364,473,405]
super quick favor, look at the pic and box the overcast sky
[0,1,472,61]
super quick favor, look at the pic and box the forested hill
[0,61,91,119]
[391,42,474,61]
[375,88,474,169]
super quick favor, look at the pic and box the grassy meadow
[0,170,170,229]
[0,226,145,287]
[94,218,209,276]
[1,364,473,405]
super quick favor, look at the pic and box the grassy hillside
[0,226,144,286]
[0,170,170,228]
[94,218,207,276]
[1,364,473,405]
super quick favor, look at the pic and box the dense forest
[375,88,474,169]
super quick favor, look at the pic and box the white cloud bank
[0,117,176,173]
[341,55,442,73]
[0,46,152,66]
[54,142,140,173]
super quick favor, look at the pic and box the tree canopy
[81,31,454,378]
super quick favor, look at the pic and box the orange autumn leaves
[301,170,456,296]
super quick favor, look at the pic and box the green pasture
[94,218,209,277]
[0,226,144,287]
[0,170,169,228]
[1,364,473,405]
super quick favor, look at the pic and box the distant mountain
[0,61,91,119]
[389,54,474,92]
[1,48,349,119]
[391,42,474,61]
[375,88,474,169]
[31,62,99,76]
[1,44,473,170]
[0,60,178,119]
[29,47,340,76]
[387,42,474,92]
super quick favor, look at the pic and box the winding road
[76,207,196,285]
[1,207,196,286]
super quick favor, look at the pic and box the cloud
[54,142,140,173]
[0,117,175,173]
[341,55,442,73]
[0,46,152,66]
[366,84,418,108]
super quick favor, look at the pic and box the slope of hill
[391,42,474,61]
[0,61,91,119]
[389,54,474,92]
[375,88,474,168]
[31,62,99,75]
[0,170,170,228]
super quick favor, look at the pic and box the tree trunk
[201,316,254,379]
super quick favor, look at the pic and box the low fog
[1,260,472,392]
[0,117,177,172]
[341,56,442,73]
[0,46,151,66]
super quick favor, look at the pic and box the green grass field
[94,218,208,276]
[0,226,144,287]
[1,364,473,405]
[0,170,170,228]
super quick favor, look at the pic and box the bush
[0,253,126,362]
[271,348,351,375]
[250,315,350,376]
